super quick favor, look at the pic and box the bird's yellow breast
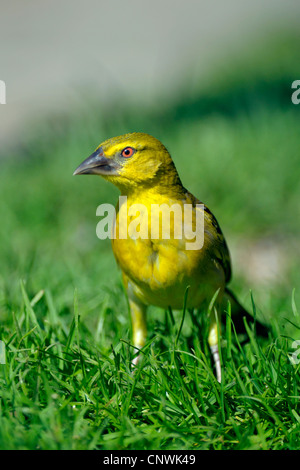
[111,192,225,309]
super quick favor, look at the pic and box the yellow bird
[74,132,267,381]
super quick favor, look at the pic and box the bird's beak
[73,148,120,176]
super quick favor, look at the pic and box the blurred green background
[1,1,300,339]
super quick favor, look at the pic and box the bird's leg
[208,309,222,383]
[128,296,147,368]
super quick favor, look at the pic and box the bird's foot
[210,344,222,383]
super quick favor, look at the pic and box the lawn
[0,34,300,450]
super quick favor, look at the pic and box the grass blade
[175,286,189,347]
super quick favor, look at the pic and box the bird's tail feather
[222,288,269,338]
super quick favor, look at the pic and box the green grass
[0,284,299,449]
[0,34,300,449]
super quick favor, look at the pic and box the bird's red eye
[121,147,135,158]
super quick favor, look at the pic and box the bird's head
[73,132,182,194]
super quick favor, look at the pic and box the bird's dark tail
[222,288,269,338]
